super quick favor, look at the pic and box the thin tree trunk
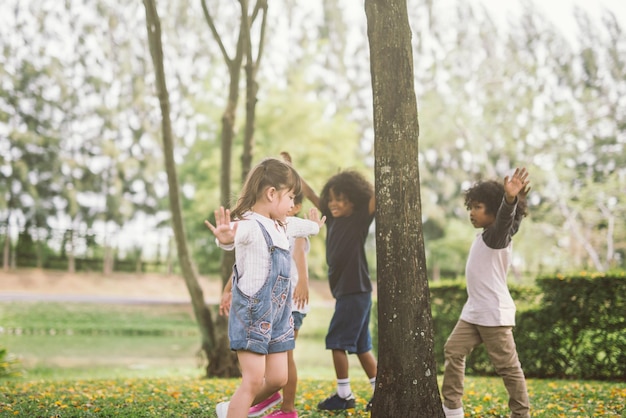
[103,240,113,275]
[143,0,217,371]
[68,229,76,274]
[35,227,43,269]
[3,228,9,271]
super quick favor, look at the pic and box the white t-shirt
[460,233,516,326]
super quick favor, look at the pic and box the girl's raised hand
[305,207,326,227]
[204,206,237,245]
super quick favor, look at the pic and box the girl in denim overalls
[205,158,317,418]
[212,196,325,418]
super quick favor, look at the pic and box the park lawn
[1,301,625,416]
[1,376,625,417]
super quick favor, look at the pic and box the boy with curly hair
[441,167,531,418]
[282,152,377,412]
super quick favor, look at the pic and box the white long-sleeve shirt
[460,234,515,326]
[460,198,521,326]
[218,212,320,296]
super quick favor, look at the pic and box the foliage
[519,272,626,380]
[424,218,475,280]
[1,0,625,277]
[0,376,624,417]
[179,80,363,276]
[0,346,22,378]
[411,1,626,273]
[377,273,625,380]
[394,280,542,378]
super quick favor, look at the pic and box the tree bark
[365,0,444,416]
[3,225,10,271]
[68,230,76,274]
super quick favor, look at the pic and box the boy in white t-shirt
[441,168,531,418]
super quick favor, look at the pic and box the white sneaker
[443,405,464,418]
[216,401,230,418]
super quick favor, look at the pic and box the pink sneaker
[263,410,298,418]
[248,392,282,417]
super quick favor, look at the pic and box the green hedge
[15,254,168,273]
[517,273,626,380]
[373,272,625,381]
[427,280,542,378]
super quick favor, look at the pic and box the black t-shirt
[325,205,374,298]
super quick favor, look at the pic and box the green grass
[1,301,625,417]
[0,301,199,334]
[0,301,349,381]
[1,376,624,417]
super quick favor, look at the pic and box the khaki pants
[442,320,530,418]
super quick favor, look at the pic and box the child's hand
[293,279,309,310]
[305,207,326,227]
[219,290,232,316]
[504,168,530,204]
[204,206,237,245]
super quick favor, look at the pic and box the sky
[469,0,626,42]
[344,0,626,46]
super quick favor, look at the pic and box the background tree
[143,0,217,378]
[199,0,270,377]
[0,3,66,270]
[2,0,625,366]
[199,0,248,378]
[365,0,443,415]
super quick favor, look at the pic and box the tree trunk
[3,225,9,271]
[365,0,444,416]
[103,244,113,276]
[68,230,76,274]
[35,228,43,269]
[211,64,239,375]
[204,0,246,377]
[208,248,238,377]
[143,0,219,375]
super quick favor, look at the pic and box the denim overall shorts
[228,221,295,354]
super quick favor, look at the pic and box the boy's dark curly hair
[464,180,528,222]
[319,170,373,218]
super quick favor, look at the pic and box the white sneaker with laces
[443,405,464,418]
[216,401,230,418]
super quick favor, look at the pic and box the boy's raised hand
[504,168,531,204]
[204,206,237,245]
